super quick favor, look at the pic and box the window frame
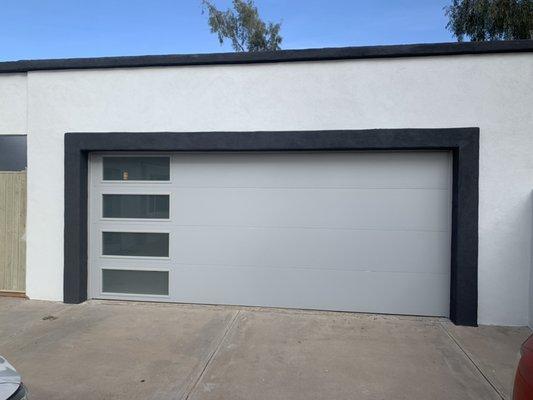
[100,153,172,185]
[100,266,171,298]
[100,192,172,221]
[100,229,171,259]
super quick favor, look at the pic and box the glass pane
[102,232,169,257]
[103,194,169,219]
[103,157,170,181]
[102,269,169,295]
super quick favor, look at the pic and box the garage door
[88,151,451,317]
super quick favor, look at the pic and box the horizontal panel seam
[95,262,451,275]
[91,224,450,233]
[93,186,451,190]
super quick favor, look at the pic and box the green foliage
[445,0,533,41]
[202,0,282,51]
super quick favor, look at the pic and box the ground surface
[0,298,530,400]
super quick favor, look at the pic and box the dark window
[102,232,169,257]
[103,194,169,219]
[103,157,170,181]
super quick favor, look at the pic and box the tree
[445,0,533,41]
[202,0,282,51]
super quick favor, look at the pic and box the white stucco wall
[531,202,533,329]
[0,73,27,134]
[4,52,533,325]
[531,262,533,328]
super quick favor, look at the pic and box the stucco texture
[0,74,27,134]
[3,52,531,325]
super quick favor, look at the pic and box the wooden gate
[0,171,26,294]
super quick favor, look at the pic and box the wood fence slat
[0,171,26,293]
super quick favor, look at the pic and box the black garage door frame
[64,128,479,326]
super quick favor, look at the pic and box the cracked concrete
[0,298,530,400]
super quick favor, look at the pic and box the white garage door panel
[168,266,449,316]
[173,189,448,231]
[171,152,450,189]
[89,151,452,317]
[170,228,449,274]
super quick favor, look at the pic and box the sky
[0,0,455,62]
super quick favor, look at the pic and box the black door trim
[64,128,479,326]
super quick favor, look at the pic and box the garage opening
[88,150,452,317]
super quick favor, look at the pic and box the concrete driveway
[0,298,530,400]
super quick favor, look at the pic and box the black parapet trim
[4,40,533,73]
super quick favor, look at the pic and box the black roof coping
[1,40,532,73]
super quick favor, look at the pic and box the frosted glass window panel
[102,269,169,295]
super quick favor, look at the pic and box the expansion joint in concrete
[181,309,241,400]
[438,322,506,400]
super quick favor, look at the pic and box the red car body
[514,334,533,400]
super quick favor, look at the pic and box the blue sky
[0,0,455,61]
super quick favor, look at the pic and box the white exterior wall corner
[16,52,533,326]
[0,73,27,134]
[530,201,533,329]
